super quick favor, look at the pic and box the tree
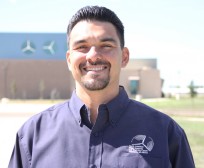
[188,80,197,98]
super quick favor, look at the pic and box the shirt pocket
[118,154,162,168]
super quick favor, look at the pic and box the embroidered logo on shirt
[129,135,154,154]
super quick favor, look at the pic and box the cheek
[71,61,80,74]
[69,55,84,74]
[108,53,123,68]
[109,60,122,76]
[109,55,123,75]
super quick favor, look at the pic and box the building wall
[0,33,67,59]
[126,59,157,69]
[0,60,74,99]
[139,69,161,98]
[120,68,161,98]
[0,59,161,99]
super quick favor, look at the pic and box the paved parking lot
[0,103,52,168]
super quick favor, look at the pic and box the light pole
[2,63,8,98]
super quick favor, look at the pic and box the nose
[86,46,101,62]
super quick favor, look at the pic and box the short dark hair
[67,6,124,48]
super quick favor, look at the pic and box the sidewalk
[0,103,53,115]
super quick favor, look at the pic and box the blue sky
[1,0,204,88]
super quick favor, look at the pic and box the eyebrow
[73,40,87,46]
[72,37,117,46]
[100,37,117,44]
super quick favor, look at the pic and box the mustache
[79,60,111,67]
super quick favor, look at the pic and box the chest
[31,121,169,168]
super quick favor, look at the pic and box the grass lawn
[142,97,204,168]
[141,97,204,111]
[173,117,204,168]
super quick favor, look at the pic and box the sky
[0,0,204,89]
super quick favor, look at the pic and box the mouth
[84,65,108,72]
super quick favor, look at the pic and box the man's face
[67,20,129,91]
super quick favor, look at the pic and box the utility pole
[2,64,8,98]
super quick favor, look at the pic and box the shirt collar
[106,86,130,126]
[69,90,84,125]
[69,86,130,127]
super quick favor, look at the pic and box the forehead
[69,20,119,45]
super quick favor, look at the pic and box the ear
[66,50,71,71]
[121,47,129,68]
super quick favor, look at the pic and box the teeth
[86,67,105,71]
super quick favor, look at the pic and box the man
[9,6,195,168]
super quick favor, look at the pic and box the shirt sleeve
[8,133,30,168]
[168,121,195,168]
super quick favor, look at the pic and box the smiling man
[9,6,195,168]
[67,19,129,123]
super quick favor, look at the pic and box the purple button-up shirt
[9,87,195,168]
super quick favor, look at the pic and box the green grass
[141,97,204,168]
[173,117,204,168]
[8,97,204,110]
[141,97,204,111]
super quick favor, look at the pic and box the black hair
[67,6,124,48]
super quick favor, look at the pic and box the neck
[76,84,119,124]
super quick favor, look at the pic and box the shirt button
[94,132,99,137]
[110,120,116,126]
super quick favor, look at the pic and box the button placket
[88,104,108,168]
[90,164,97,168]
[94,132,99,137]
[88,132,103,168]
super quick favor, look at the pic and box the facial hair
[79,60,111,91]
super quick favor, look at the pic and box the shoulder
[127,99,184,132]
[18,101,69,137]
[127,99,170,119]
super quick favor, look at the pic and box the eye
[74,45,89,52]
[77,45,88,49]
[101,44,113,49]
[104,45,112,48]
